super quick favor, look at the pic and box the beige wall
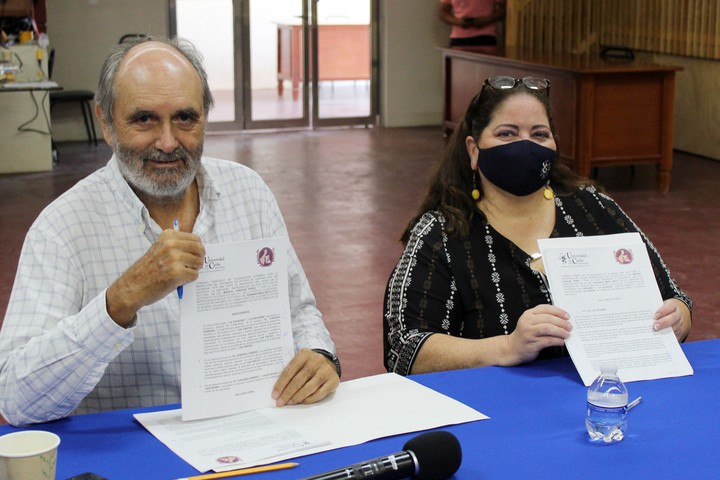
[47,0,448,139]
[652,54,720,160]
[43,2,720,160]
[379,0,449,127]
[47,0,169,141]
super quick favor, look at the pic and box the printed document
[135,373,487,473]
[180,237,294,421]
[538,232,693,386]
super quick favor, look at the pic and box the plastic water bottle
[585,365,628,443]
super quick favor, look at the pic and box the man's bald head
[95,36,214,129]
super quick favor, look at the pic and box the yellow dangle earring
[543,182,554,200]
[471,169,480,200]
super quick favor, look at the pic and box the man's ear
[95,103,113,145]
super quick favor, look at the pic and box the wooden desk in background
[276,23,370,101]
[441,47,681,192]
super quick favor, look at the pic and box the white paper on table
[134,408,329,472]
[538,232,693,386]
[135,373,488,473]
[180,237,295,421]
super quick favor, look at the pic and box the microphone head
[403,431,462,480]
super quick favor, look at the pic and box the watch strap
[312,348,342,378]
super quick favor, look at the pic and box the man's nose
[154,123,180,153]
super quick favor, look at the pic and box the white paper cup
[0,430,60,480]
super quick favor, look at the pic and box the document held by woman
[538,233,693,386]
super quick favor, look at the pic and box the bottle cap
[600,364,618,374]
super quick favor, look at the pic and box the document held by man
[538,232,693,386]
[180,237,295,421]
[135,373,487,473]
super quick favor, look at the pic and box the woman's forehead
[489,94,548,121]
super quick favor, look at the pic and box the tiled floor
[209,83,372,123]
[1,128,718,383]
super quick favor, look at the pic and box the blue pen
[173,219,184,299]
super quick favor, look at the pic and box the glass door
[171,0,376,130]
[244,0,310,129]
[312,0,375,127]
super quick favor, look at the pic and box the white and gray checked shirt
[0,156,334,425]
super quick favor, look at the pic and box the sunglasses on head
[484,76,550,91]
[464,76,551,130]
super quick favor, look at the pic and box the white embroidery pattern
[485,225,510,334]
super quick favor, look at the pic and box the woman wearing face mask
[383,76,692,375]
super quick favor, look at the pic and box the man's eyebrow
[127,109,155,121]
[125,108,201,122]
[176,108,201,119]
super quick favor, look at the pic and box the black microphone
[300,431,462,480]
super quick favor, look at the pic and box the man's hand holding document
[538,232,693,386]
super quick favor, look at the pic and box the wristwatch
[312,349,342,378]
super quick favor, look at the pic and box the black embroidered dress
[383,186,691,376]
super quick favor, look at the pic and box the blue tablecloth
[2,339,718,479]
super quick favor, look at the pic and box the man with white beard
[0,36,340,426]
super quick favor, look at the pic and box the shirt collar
[193,160,219,237]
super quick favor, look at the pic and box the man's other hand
[272,348,340,407]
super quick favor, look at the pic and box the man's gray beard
[115,142,202,201]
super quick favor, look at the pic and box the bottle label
[587,402,626,414]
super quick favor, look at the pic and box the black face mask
[477,140,556,196]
